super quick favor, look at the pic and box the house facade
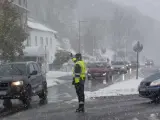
[23,18,59,72]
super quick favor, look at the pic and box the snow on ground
[85,77,143,99]
[46,71,72,87]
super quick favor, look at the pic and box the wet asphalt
[0,67,159,120]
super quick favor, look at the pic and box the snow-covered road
[46,71,72,87]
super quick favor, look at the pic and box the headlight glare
[150,80,160,86]
[11,81,23,86]
[103,73,106,76]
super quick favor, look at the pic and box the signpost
[133,41,143,79]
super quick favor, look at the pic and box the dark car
[130,61,139,69]
[87,62,112,82]
[138,72,160,101]
[111,61,128,74]
[0,61,47,108]
[145,59,154,66]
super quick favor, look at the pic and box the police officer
[72,53,86,112]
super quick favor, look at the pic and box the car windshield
[111,61,125,65]
[87,62,108,68]
[0,64,26,76]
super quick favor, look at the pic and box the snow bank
[85,77,143,99]
[46,71,72,87]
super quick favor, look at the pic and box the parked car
[138,72,160,102]
[0,61,47,109]
[111,61,128,74]
[87,62,112,82]
[145,59,154,66]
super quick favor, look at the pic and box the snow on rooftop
[27,18,57,34]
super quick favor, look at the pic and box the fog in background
[28,0,160,64]
[110,0,160,64]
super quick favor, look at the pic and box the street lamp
[78,20,88,53]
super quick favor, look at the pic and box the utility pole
[78,21,81,53]
[78,20,88,53]
[93,36,96,57]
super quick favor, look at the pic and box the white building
[23,18,59,71]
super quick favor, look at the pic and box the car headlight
[150,80,160,86]
[103,73,106,76]
[11,81,23,86]
[88,73,91,76]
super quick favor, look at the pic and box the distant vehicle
[130,61,139,69]
[123,61,131,70]
[145,59,154,66]
[139,72,160,102]
[0,61,47,109]
[111,61,128,74]
[87,62,112,82]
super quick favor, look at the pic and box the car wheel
[3,99,12,109]
[38,83,48,101]
[21,85,32,109]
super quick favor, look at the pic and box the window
[27,36,31,46]
[33,64,40,73]
[46,37,48,46]
[40,37,43,45]
[35,36,37,46]
[37,64,42,72]
[50,38,52,46]
[54,34,57,39]
[29,64,35,74]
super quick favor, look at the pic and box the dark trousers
[75,82,85,103]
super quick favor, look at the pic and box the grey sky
[110,0,160,21]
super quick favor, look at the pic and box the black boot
[76,104,84,112]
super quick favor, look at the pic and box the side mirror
[30,70,38,75]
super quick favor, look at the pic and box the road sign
[133,41,143,53]
[133,41,143,79]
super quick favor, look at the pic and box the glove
[70,53,73,57]
[72,80,75,85]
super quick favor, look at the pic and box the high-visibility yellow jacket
[74,60,86,83]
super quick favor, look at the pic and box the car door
[33,63,43,93]
[28,63,37,93]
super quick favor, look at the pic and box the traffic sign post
[133,41,143,79]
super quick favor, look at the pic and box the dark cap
[75,53,82,59]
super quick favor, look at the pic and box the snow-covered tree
[0,0,28,61]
